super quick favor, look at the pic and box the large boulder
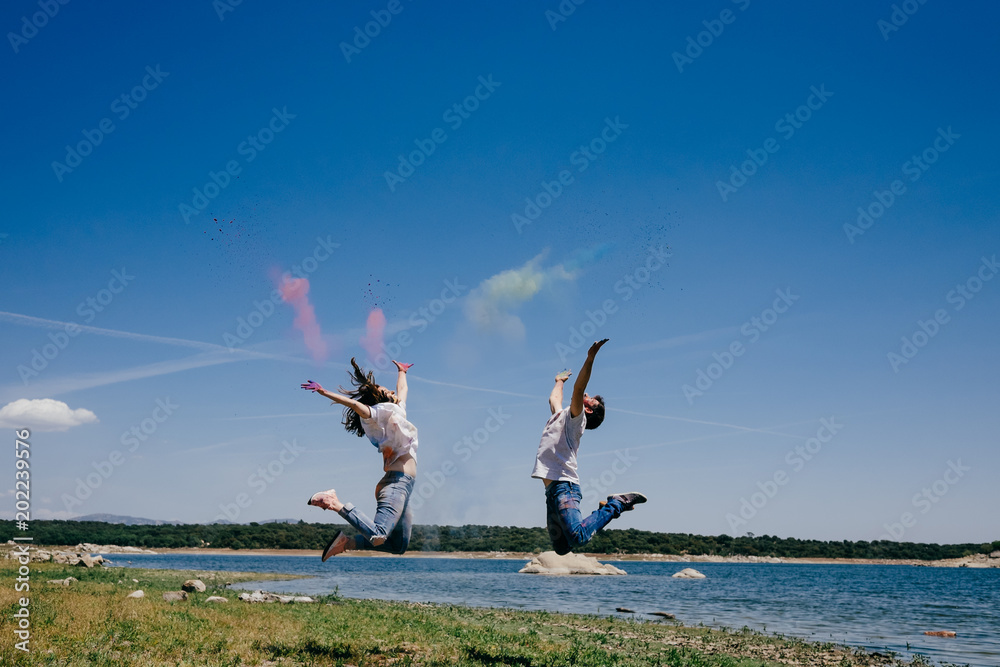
[519,551,627,575]
[181,579,206,593]
[672,568,706,579]
[205,596,229,603]
[163,591,188,602]
[126,590,144,599]
[76,554,96,568]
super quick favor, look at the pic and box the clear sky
[1,1,997,544]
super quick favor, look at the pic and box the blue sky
[1,1,997,544]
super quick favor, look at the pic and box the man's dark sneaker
[321,531,352,562]
[601,492,647,512]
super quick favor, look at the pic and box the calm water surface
[115,554,999,666]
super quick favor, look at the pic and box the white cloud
[0,398,98,432]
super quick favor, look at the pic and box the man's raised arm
[550,370,572,414]
[570,339,608,418]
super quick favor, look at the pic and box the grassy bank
[1,561,933,666]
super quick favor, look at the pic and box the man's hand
[587,338,609,358]
[554,369,572,383]
[301,380,324,393]
[393,361,413,373]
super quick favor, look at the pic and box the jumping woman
[301,358,417,561]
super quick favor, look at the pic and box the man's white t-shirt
[361,401,418,467]
[531,407,586,483]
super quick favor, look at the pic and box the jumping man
[531,338,646,554]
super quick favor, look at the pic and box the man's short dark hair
[585,395,605,430]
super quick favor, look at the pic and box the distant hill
[71,514,296,526]
[72,514,183,526]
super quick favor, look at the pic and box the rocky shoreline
[6,542,998,568]
[2,542,157,568]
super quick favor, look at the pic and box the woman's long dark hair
[340,357,393,437]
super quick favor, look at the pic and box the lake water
[114,554,999,666]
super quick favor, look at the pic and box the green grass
[0,560,935,666]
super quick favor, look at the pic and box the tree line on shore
[5,521,999,560]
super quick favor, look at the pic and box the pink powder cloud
[277,276,328,363]
[359,308,386,361]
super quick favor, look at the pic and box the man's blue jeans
[545,480,623,555]
[338,471,414,555]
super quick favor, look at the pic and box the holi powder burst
[276,275,328,364]
[359,308,386,361]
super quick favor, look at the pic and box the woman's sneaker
[321,532,352,561]
[600,492,647,512]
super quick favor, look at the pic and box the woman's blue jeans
[338,471,414,555]
[545,480,623,555]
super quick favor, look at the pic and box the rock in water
[126,590,144,599]
[182,579,207,593]
[924,631,957,637]
[519,551,626,575]
[616,607,635,613]
[671,568,706,579]
[649,611,675,619]
[163,591,188,602]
